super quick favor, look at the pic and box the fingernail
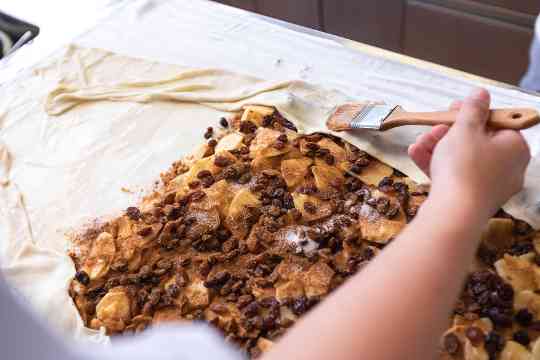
[469,88,488,102]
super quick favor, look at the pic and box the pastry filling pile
[68,106,540,359]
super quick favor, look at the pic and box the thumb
[455,88,491,130]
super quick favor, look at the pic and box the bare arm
[263,89,530,360]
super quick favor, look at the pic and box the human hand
[408,88,530,219]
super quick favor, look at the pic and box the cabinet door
[257,0,321,29]
[323,0,404,52]
[470,0,540,16]
[403,1,533,84]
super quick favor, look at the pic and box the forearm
[264,195,488,360]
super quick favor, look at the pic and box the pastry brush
[326,103,540,132]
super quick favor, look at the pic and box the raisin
[214,155,232,167]
[135,225,152,237]
[165,206,183,221]
[324,154,335,165]
[363,247,375,261]
[406,205,419,220]
[376,197,390,213]
[201,176,215,188]
[111,259,128,272]
[316,148,330,158]
[487,307,513,328]
[393,182,409,194]
[303,201,317,214]
[355,157,370,167]
[355,187,371,201]
[239,121,257,134]
[166,284,179,298]
[270,198,284,210]
[210,303,229,315]
[471,270,493,284]
[497,283,514,302]
[137,289,149,306]
[190,191,206,202]
[259,296,279,308]
[305,134,323,142]
[378,177,394,191]
[75,270,90,286]
[465,327,484,347]
[139,265,152,279]
[204,271,231,289]
[177,257,191,268]
[277,134,288,143]
[223,166,239,180]
[86,286,106,300]
[513,219,532,236]
[148,288,162,306]
[283,194,294,209]
[513,330,530,346]
[243,301,260,317]
[305,142,320,151]
[272,188,285,199]
[156,259,172,270]
[126,274,140,284]
[238,172,252,185]
[291,296,308,315]
[443,333,461,355]
[126,206,141,220]
[197,170,212,179]
[477,244,497,266]
[304,151,317,158]
[219,117,229,128]
[239,146,249,155]
[104,277,120,290]
[237,294,254,309]
[208,139,217,147]
[262,115,274,127]
[350,164,363,174]
[509,242,534,256]
[281,118,297,131]
[262,315,277,331]
[385,204,400,219]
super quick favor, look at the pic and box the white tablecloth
[1,0,540,344]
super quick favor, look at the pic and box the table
[1,0,540,226]
[0,0,535,93]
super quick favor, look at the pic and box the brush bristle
[326,103,367,131]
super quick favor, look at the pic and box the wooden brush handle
[381,108,540,131]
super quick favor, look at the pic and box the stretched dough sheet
[1,45,540,345]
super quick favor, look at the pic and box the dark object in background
[213,0,540,85]
[0,11,39,58]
